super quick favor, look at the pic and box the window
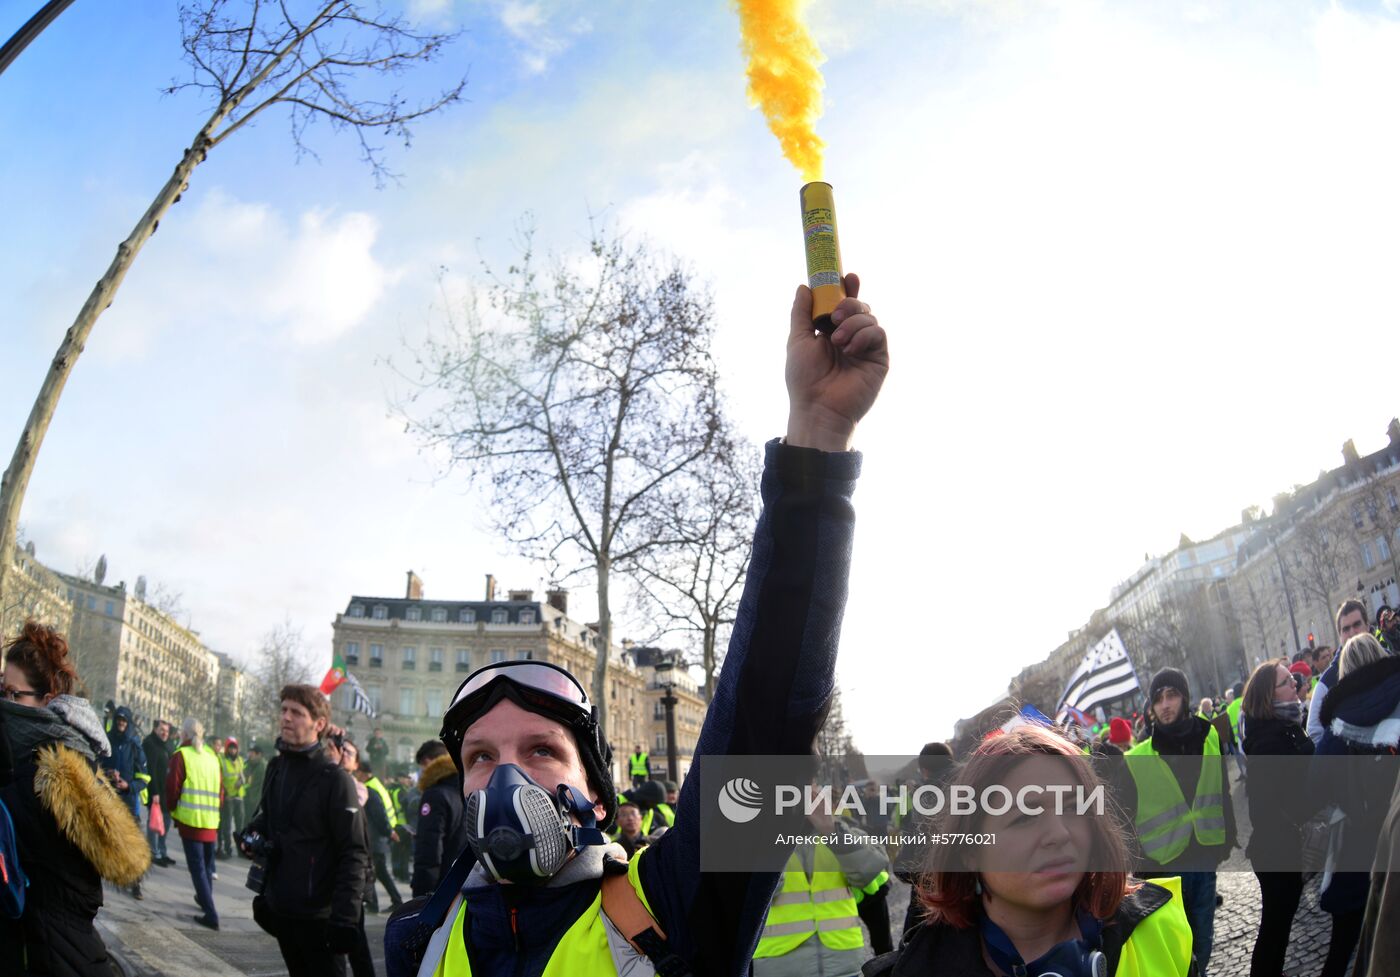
[425,689,443,716]
[370,643,384,667]
[1354,504,1366,529]
[491,608,508,624]
[1363,543,1377,570]
[349,604,365,618]
[345,641,360,665]
[1381,536,1393,562]
[367,685,382,712]
[490,650,506,663]
[104,600,114,616]
[399,688,415,715]
[459,608,476,623]
[520,609,535,624]
[402,646,417,670]
[406,606,422,622]
[430,647,444,671]
[654,734,666,752]
[1389,487,1399,512]
[372,605,387,620]
[87,595,96,611]
[654,702,666,720]
[515,650,533,660]
[456,648,471,672]
[432,607,447,623]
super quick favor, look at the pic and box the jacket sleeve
[638,439,862,977]
[411,785,447,897]
[829,821,889,890]
[1307,675,1333,742]
[327,768,370,927]
[165,751,185,815]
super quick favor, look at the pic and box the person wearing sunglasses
[385,277,888,977]
[0,621,149,977]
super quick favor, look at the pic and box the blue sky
[5,1,1400,751]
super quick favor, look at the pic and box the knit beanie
[1148,668,1190,708]
[1108,717,1133,745]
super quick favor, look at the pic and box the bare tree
[249,620,313,744]
[629,426,759,702]
[1289,512,1352,631]
[1118,587,1223,695]
[400,226,724,732]
[0,0,466,607]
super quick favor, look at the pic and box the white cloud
[492,0,593,74]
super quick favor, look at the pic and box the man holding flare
[384,276,888,977]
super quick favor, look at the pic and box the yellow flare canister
[799,181,846,333]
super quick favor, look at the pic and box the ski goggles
[442,661,594,739]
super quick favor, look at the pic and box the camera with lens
[241,830,278,894]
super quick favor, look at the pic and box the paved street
[99,772,1341,976]
[97,853,389,977]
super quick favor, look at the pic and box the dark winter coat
[1241,714,1315,865]
[861,881,1197,977]
[0,704,149,977]
[411,754,470,897]
[243,739,368,930]
[1314,655,1400,914]
[100,707,147,799]
[141,731,173,805]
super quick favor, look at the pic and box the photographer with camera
[241,685,369,977]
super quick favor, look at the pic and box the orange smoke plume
[734,0,827,181]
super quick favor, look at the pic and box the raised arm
[639,277,889,975]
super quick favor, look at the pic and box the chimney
[406,570,424,601]
[1389,418,1400,445]
[507,589,534,602]
[485,574,496,602]
[547,588,568,615]
[1343,439,1361,467]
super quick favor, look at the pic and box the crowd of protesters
[9,279,1400,977]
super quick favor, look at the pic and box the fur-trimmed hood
[419,753,458,792]
[35,743,150,885]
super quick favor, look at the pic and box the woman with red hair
[865,723,1196,977]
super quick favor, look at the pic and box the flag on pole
[347,672,376,718]
[1057,628,1141,716]
[319,654,348,695]
[1056,704,1095,728]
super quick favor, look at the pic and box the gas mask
[463,763,607,884]
[981,907,1108,977]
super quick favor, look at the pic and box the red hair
[916,723,1137,929]
[4,620,79,697]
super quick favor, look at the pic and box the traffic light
[1308,632,1316,649]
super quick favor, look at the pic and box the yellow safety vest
[629,752,650,777]
[174,745,221,830]
[220,754,246,799]
[1126,726,1226,865]
[754,845,863,958]
[852,869,889,905]
[1116,876,1195,977]
[433,852,657,975]
[366,775,403,829]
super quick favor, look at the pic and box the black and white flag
[347,672,376,718]
[1057,628,1140,715]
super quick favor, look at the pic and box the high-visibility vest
[1126,726,1226,865]
[639,804,674,836]
[1116,876,1195,977]
[754,844,863,958]
[174,745,221,830]
[1226,698,1243,738]
[366,775,402,829]
[388,785,407,826]
[219,754,246,799]
[629,752,650,777]
[431,850,659,975]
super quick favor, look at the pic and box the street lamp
[655,656,680,784]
